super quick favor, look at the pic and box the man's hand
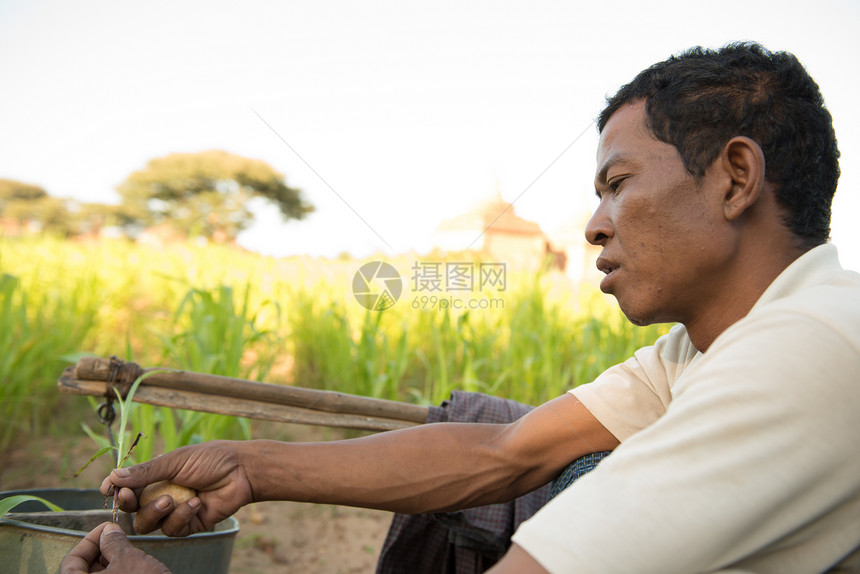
[100,440,253,536]
[59,522,171,574]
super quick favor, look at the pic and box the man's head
[598,42,840,248]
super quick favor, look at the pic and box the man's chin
[626,316,651,327]
[617,302,656,327]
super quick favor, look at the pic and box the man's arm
[487,544,549,574]
[106,393,618,534]
[246,392,619,513]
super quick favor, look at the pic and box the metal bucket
[0,488,239,574]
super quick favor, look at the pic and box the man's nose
[585,200,613,246]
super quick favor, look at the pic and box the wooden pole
[58,357,429,432]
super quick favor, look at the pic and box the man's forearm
[239,395,618,514]
[240,423,528,513]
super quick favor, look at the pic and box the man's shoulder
[694,265,860,397]
[756,264,860,336]
[745,245,860,340]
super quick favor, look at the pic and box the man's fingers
[97,522,135,561]
[99,522,172,573]
[98,475,113,497]
[100,455,178,512]
[132,495,204,537]
[59,522,109,574]
[102,458,167,492]
[113,485,144,512]
[159,497,203,537]
[132,495,176,534]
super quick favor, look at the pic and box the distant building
[432,191,565,271]
[547,214,603,286]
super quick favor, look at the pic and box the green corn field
[0,235,671,462]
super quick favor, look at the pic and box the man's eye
[596,177,625,199]
[608,174,632,193]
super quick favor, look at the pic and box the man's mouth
[596,257,618,276]
[596,257,619,291]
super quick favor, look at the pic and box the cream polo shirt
[512,244,860,573]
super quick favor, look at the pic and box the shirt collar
[751,243,843,312]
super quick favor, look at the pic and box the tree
[0,178,54,234]
[4,195,69,233]
[0,178,48,209]
[116,150,313,242]
[0,179,130,237]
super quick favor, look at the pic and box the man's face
[586,101,731,327]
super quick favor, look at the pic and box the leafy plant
[0,235,673,469]
[124,284,279,459]
[0,494,63,517]
[0,270,97,449]
[76,369,160,476]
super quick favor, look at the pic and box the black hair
[598,42,840,247]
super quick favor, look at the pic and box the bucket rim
[0,487,239,540]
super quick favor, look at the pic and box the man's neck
[684,241,807,353]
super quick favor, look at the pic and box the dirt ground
[0,407,395,573]
[230,501,391,574]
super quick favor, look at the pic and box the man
[63,42,859,573]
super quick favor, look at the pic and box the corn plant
[284,283,413,401]
[0,271,97,450]
[285,266,671,407]
[0,494,63,516]
[126,283,281,458]
[0,235,675,466]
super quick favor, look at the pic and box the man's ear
[720,136,766,221]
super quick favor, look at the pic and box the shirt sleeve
[569,323,699,442]
[515,303,860,573]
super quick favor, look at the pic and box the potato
[139,480,197,508]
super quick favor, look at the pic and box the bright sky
[1,0,858,270]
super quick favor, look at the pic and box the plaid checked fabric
[549,451,611,500]
[376,391,610,574]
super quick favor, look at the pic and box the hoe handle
[58,357,428,432]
